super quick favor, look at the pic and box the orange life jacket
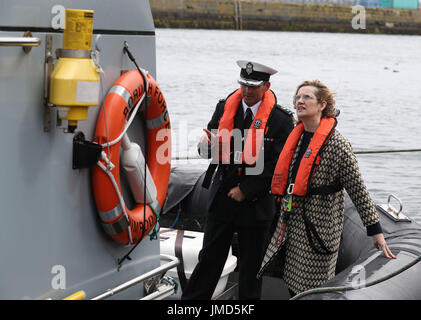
[271,117,337,196]
[217,89,276,165]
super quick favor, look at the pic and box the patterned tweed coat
[259,129,380,294]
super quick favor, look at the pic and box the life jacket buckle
[234,150,242,163]
[283,196,293,212]
[287,183,294,195]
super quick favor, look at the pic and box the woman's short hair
[294,80,340,119]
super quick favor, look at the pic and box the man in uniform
[181,60,294,300]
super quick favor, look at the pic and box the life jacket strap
[202,163,218,189]
[307,180,342,196]
[301,211,337,255]
[175,230,188,291]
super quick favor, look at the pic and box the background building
[262,0,419,9]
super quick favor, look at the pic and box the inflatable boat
[162,165,421,300]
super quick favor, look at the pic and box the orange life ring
[92,70,171,245]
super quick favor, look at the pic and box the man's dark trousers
[181,192,271,300]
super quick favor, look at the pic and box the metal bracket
[43,34,54,132]
[72,131,102,170]
[233,150,242,163]
[56,48,91,58]
[376,194,411,222]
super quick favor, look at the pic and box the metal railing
[0,36,41,47]
[0,32,41,53]
[91,254,179,300]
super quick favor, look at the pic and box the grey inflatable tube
[295,194,421,300]
[163,166,421,300]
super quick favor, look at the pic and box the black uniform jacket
[200,91,294,226]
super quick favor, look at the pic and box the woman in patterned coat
[258,80,396,296]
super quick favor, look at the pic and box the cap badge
[245,62,254,75]
[253,119,262,128]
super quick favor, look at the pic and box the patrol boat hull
[0,1,165,300]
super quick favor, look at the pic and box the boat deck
[223,273,291,300]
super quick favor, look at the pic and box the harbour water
[155,28,421,222]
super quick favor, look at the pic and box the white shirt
[242,99,261,120]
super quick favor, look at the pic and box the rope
[123,42,150,245]
[354,148,421,155]
[93,51,112,163]
[116,202,160,271]
[169,205,182,229]
[97,153,133,244]
[171,148,421,161]
[117,41,155,270]
[99,92,146,149]
[148,203,161,241]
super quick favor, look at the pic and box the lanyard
[275,183,294,245]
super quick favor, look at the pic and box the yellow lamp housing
[49,9,99,133]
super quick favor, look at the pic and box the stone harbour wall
[150,0,421,34]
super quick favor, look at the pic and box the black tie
[244,108,253,131]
